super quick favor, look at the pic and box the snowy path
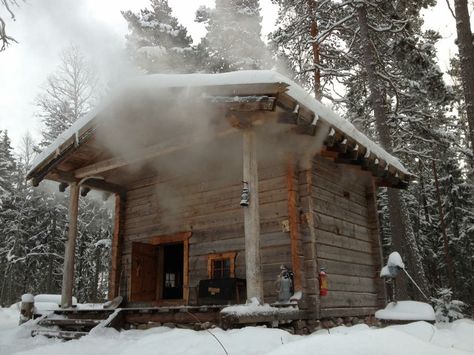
[1,307,473,355]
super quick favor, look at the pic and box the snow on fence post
[19,293,34,324]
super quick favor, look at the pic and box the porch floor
[31,304,307,339]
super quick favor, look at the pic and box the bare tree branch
[0,0,20,52]
[445,0,457,19]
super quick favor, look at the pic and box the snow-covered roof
[28,70,410,181]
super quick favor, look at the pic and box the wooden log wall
[119,161,292,304]
[307,155,383,318]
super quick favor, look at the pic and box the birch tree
[36,45,98,147]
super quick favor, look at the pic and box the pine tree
[270,0,348,99]
[196,0,270,73]
[0,130,16,207]
[122,0,194,73]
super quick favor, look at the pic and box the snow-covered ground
[1,306,473,355]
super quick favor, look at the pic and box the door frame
[149,231,192,305]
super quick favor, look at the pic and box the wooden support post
[61,182,80,308]
[109,193,125,300]
[242,129,264,303]
[286,158,302,292]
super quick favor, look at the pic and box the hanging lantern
[240,181,250,207]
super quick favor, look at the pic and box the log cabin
[27,71,412,329]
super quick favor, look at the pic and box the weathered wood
[183,238,190,305]
[130,242,157,302]
[208,95,276,112]
[74,128,237,179]
[311,259,377,278]
[38,319,102,327]
[326,274,378,293]
[61,182,80,308]
[242,129,264,302]
[147,232,192,305]
[109,193,125,300]
[148,232,192,245]
[221,309,306,325]
[207,252,237,278]
[49,170,127,195]
[313,213,372,241]
[316,244,376,266]
[320,307,377,318]
[286,158,303,292]
[125,310,220,325]
[31,329,89,340]
[366,178,387,307]
[320,291,378,308]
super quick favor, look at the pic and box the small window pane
[211,258,231,279]
[165,273,176,287]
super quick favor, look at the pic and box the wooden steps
[31,329,89,340]
[31,308,122,340]
[38,318,102,328]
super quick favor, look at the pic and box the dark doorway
[162,243,184,299]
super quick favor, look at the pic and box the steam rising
[90,78,330,234]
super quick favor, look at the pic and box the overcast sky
[0,0,465,150]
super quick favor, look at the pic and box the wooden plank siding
[310,156,383,318]
[117,150,384,317]
[120,162,292,305]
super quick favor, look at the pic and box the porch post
[108,193,125,300]
[242,129,264,302]
[61,182,80,308]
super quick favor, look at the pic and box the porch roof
[27,70,411,189]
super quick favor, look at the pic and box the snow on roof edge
[28,70,410,179]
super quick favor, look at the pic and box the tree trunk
[454,0,474,152]
[92,247,101,302]
[356,3,428,299]
[308,0,321,100]
[432,160,455,289]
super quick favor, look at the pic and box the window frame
[207,252,237,279]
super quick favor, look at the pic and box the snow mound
[267,325,471,355]
[0,310,473,355]
[375,301,435,321]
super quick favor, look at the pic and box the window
[165,273,176,288]
[207,252,236,279]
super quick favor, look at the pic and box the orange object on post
[319,269,328,296]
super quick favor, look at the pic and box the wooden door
[130,242,157,302]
